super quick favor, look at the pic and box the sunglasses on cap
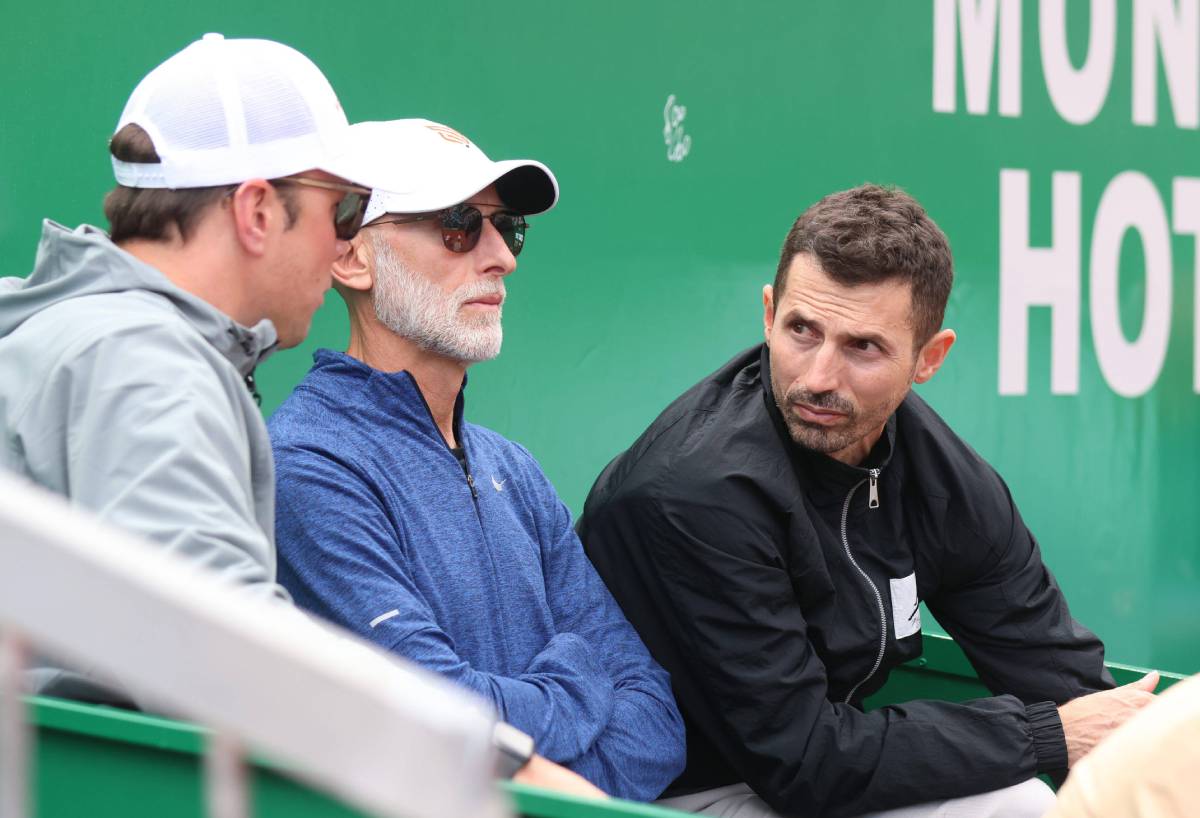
[364,202,529,257]
[271,176,372,240]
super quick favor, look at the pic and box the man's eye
[852,339,877,352]
[792,322,810,335]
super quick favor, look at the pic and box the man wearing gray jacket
[0,34,383,701]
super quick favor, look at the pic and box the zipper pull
[868,469,880,509]
[466,472,479,500]
[243,370,262,406]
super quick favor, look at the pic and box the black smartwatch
[492,721,535,779]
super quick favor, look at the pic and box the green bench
[22,633,1181,818]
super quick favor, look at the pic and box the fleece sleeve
[520,456,685,801]
[272,442,620,765]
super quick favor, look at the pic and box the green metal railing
[23,633,1183,818]
[27,695,686,818]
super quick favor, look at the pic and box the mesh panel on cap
[113,36,355,188]
[237,60,318,146]
[142,60,229,152]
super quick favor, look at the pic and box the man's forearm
[562,688,685,802]
[473,632,616,763]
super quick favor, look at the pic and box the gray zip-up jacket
[1,221,290,700]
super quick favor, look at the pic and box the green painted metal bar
[28,697,691,818]
[24,633,1187,818]
[863,634,1184,710]
[505,783,686,818]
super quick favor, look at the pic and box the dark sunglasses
[365,202,529,256]
[271,176,372,240]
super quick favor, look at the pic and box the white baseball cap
[112,34,386,190]
[353,119,560,225]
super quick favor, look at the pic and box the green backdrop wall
[2,1,1197,673]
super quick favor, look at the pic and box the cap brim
[364,159,559,223]
[492,160,559,216]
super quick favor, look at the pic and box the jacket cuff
[1026,701,1068,774]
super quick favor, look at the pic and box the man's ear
[332,237,375,293]
[914,328,956,384]
[228,179,276,257]
[763,284,776,344]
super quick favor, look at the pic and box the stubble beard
[771,375,859,454]
[371,238,504,364]
[770,372,903,457]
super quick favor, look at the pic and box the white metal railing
[0,469,509,818]
[0,631,30,818]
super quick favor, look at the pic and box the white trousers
[654,778,1055,818]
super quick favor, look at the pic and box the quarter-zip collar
[758,344,897,507]
[308,348,469,451]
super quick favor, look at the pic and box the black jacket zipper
[841,469,887,704]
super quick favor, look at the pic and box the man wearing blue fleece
[269,119,685,800]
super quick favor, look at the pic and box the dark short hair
[773,184,953,346]
[102,124,298,244]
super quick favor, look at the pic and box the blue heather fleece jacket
[269,350,685,800]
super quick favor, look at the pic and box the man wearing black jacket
[577,185,1158,818]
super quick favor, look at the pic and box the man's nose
[477,218,517,277]
[804,343,842,394]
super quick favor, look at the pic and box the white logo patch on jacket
[890,572,921,640]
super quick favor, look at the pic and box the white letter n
[1132,0,1199,129]
[999,170,1081,395]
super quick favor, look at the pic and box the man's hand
[1059,671,1160,767]
[513,754,609,800]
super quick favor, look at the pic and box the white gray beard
[371,239,504,363]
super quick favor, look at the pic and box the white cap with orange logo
[351,119,560,224]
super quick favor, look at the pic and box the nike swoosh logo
[491,476,506,492]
